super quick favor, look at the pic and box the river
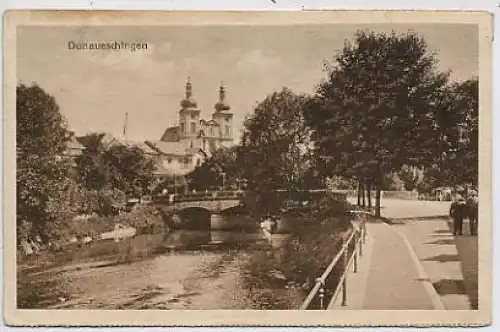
[17,229,293,310]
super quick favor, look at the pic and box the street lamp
[221,172,226,191]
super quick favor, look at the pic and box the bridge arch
[220,205,247,216]
[177,207,211,230]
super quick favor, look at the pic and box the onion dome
[180,77,198,109]
[214,82,231,113]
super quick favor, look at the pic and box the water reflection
[17,227,291,309]
[161,229,267,251]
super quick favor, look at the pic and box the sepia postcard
[3,9,493,327]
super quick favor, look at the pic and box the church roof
[205,119,219,126]
[214,82,231,113]
[109,138,159,155]
[180,77,198,109]
[160,126,180,142]
[146,141,192,156]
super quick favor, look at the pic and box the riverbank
[17,204,169,270]
[237,194,356,309]
[18,194,357,310]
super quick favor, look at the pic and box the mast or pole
[123,112,128,140]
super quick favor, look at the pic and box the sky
[17,24,478,142]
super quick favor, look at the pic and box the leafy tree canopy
[304,30,450,215]
[17,83,73,244]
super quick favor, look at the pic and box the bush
[115,204,167,234]
[282,215,351,284]
[97,188,126,216]
[239,194,352,309]
[69,186,99,214]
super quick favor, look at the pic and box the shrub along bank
[237,193,355,309]
[17,203,169,264]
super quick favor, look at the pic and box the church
[145,77,235,176]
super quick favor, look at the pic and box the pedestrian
[260,215,276,246]
[466,191,479,236]
[450,195,467,236]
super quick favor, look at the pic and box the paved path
[332,198,477,310]
[394,217,478,310]
[330,218,441,310]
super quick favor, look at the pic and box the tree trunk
[375,186,381,217]
[367,183,372,210]
[361,181,366,208]
[357,180,362,206]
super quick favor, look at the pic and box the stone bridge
[152,191,247,230]
[153,190,245,212]
[152,189,347,230]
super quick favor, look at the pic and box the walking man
[450,195,467,236]
[466,190,479,236]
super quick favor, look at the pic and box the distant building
[65,132,86,159]
[145,77,235,177]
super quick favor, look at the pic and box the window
[167,157,173,164]
[190,122,196,133]
[191,114,196,119]
[196,159,201,167]
[184,157,190,164]
[190,140,193,148]
[180,122,185,133]
[210,127,213,135]
[225,125,230,136]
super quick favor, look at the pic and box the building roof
[205,119,219,126]
[78,133,159,155]
[67,136,85,151]
[145,140,190,156]
[160,126,180,142]
[146,140,208,157]
[105,137,158,155]
[152,162,177,177]
[65,136,85,157]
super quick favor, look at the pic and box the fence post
[363,220,367,244]
[354,231,359,273]
[359,225,364,257]
[316,278,325,310]
[342,236,348,306]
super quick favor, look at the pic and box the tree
[103,144,156,198]
[237,88,313,215]
[417,78,478,191]
[398,165,422,191]
[186,146,241,191]
[75,132,111,190]
[76,134,156,200]
[16,83,73,244]
[305,30,449,216]
[444,78,478,187]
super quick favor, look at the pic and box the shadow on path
[425,239,456,246]
[388,215,450,222]
[423,254,460,263]
[432,279,467,296]
[427,220,478,310]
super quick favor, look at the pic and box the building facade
[146,77,234,177]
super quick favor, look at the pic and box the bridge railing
[171,190,245,202]
[153,189,349,205]
[299,214,367,310]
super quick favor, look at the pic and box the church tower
[212,81,234,148]
[179,77,201,148]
